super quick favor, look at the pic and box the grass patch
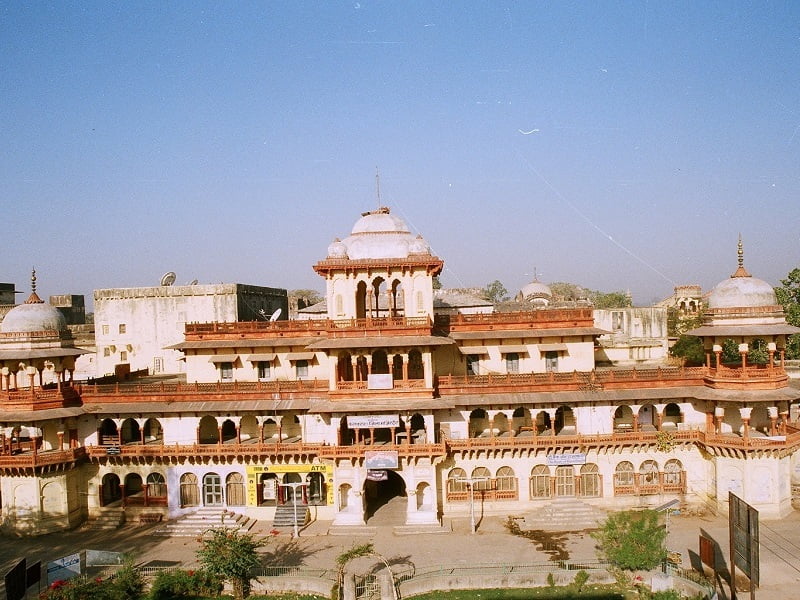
[408,587,629,600]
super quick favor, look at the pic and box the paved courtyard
[3,500,800,599]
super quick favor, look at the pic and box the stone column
[714,406,725,434]
[740,407,753,441]
[768,406,779,436]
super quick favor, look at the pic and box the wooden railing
[437,367,709,393]
[79,379,329,399]
[0,385,82,410]
[184,316,432,336]
[0,447,86,468]
[436,308,594,327]
[335,379,427,391]
[86,442,326,459]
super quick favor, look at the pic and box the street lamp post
[458,477,488,534]
[280,482,305,538]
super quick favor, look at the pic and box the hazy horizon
[3,2,799,310]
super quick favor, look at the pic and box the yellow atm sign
[245,464,334,507]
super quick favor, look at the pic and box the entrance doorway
[203,473,223,506]
[363,470,406,522]
[555,466,575,497]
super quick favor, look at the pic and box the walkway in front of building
[3,499,800,600]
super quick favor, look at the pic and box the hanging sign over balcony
[546,453,586,466]
[368,374,394,390]
[347,415,400,429]
[365,450,399,470]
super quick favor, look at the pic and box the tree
[589,290,632,309]
[776,267,800,359]
[591,509,667,571]
[196,529,265,600]
[550,282,584,302]
[670,335,705,366]
[481,280,509,304]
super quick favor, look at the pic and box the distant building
[93,283,288,377]
[593,307,669,365]
[49,294,86,326]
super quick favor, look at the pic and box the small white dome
[408,235,430,255]
[521,280,553,301]
[1,294,67,334]
[327,238,348,259]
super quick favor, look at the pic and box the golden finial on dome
[24,267,44,304]
[731,234,751,278]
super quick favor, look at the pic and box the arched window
[408,350,424,380]
[579,464,601,498]
[469,409,489,438]
[663,459,683,489]
[335,294,344,316]
[120,419,141,444]
[372,350,389,374]
[495,466,517,495]
[226,473,246,506]
[146,472,167,498]
[613,461,635,495]
[471,466,491,491]
[447,468,468,496]
[180,473,199,507]
[639,460,659,486]
[530,465,551,498]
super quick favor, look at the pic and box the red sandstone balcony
[0,385,82,411]
[184,316,433,340]
[86,441,326,460]
[435,308,595,333]
[318,440,448,459]
[437,367,709,395]
[443,426,800,454]
[0,446,86,471]
[703,363,789,390]
[78,379,329,403]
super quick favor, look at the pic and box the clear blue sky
[2,2,799,309]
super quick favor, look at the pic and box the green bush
[572,569,590,593]
[148,569,223,600]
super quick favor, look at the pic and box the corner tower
[313,207,443,320]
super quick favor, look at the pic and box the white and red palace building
[1,209,799,535]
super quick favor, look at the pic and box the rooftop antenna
[375,167,382,209]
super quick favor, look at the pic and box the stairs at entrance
[153,509,256,537]
[272,503,309,530]
[85,508,125,530]
[521,498,606,531]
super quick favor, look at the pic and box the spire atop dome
[731,234,751,278]
[25,267,43,304]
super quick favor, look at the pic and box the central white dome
[328,207,432,261]
[708,275,777,309]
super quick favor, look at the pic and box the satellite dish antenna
[269,308,282,322]
[189,279,198,285]
[160,271,176,286]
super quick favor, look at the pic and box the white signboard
[47,553,81,585]
[347,415,400,429]
[365,451,399,470]
[546,453,587,466]
[368,374,394,390]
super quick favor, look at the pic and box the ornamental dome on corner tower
[0,270,67,334]
[707,238,777,309]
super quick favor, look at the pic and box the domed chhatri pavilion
[1,211,800,536]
